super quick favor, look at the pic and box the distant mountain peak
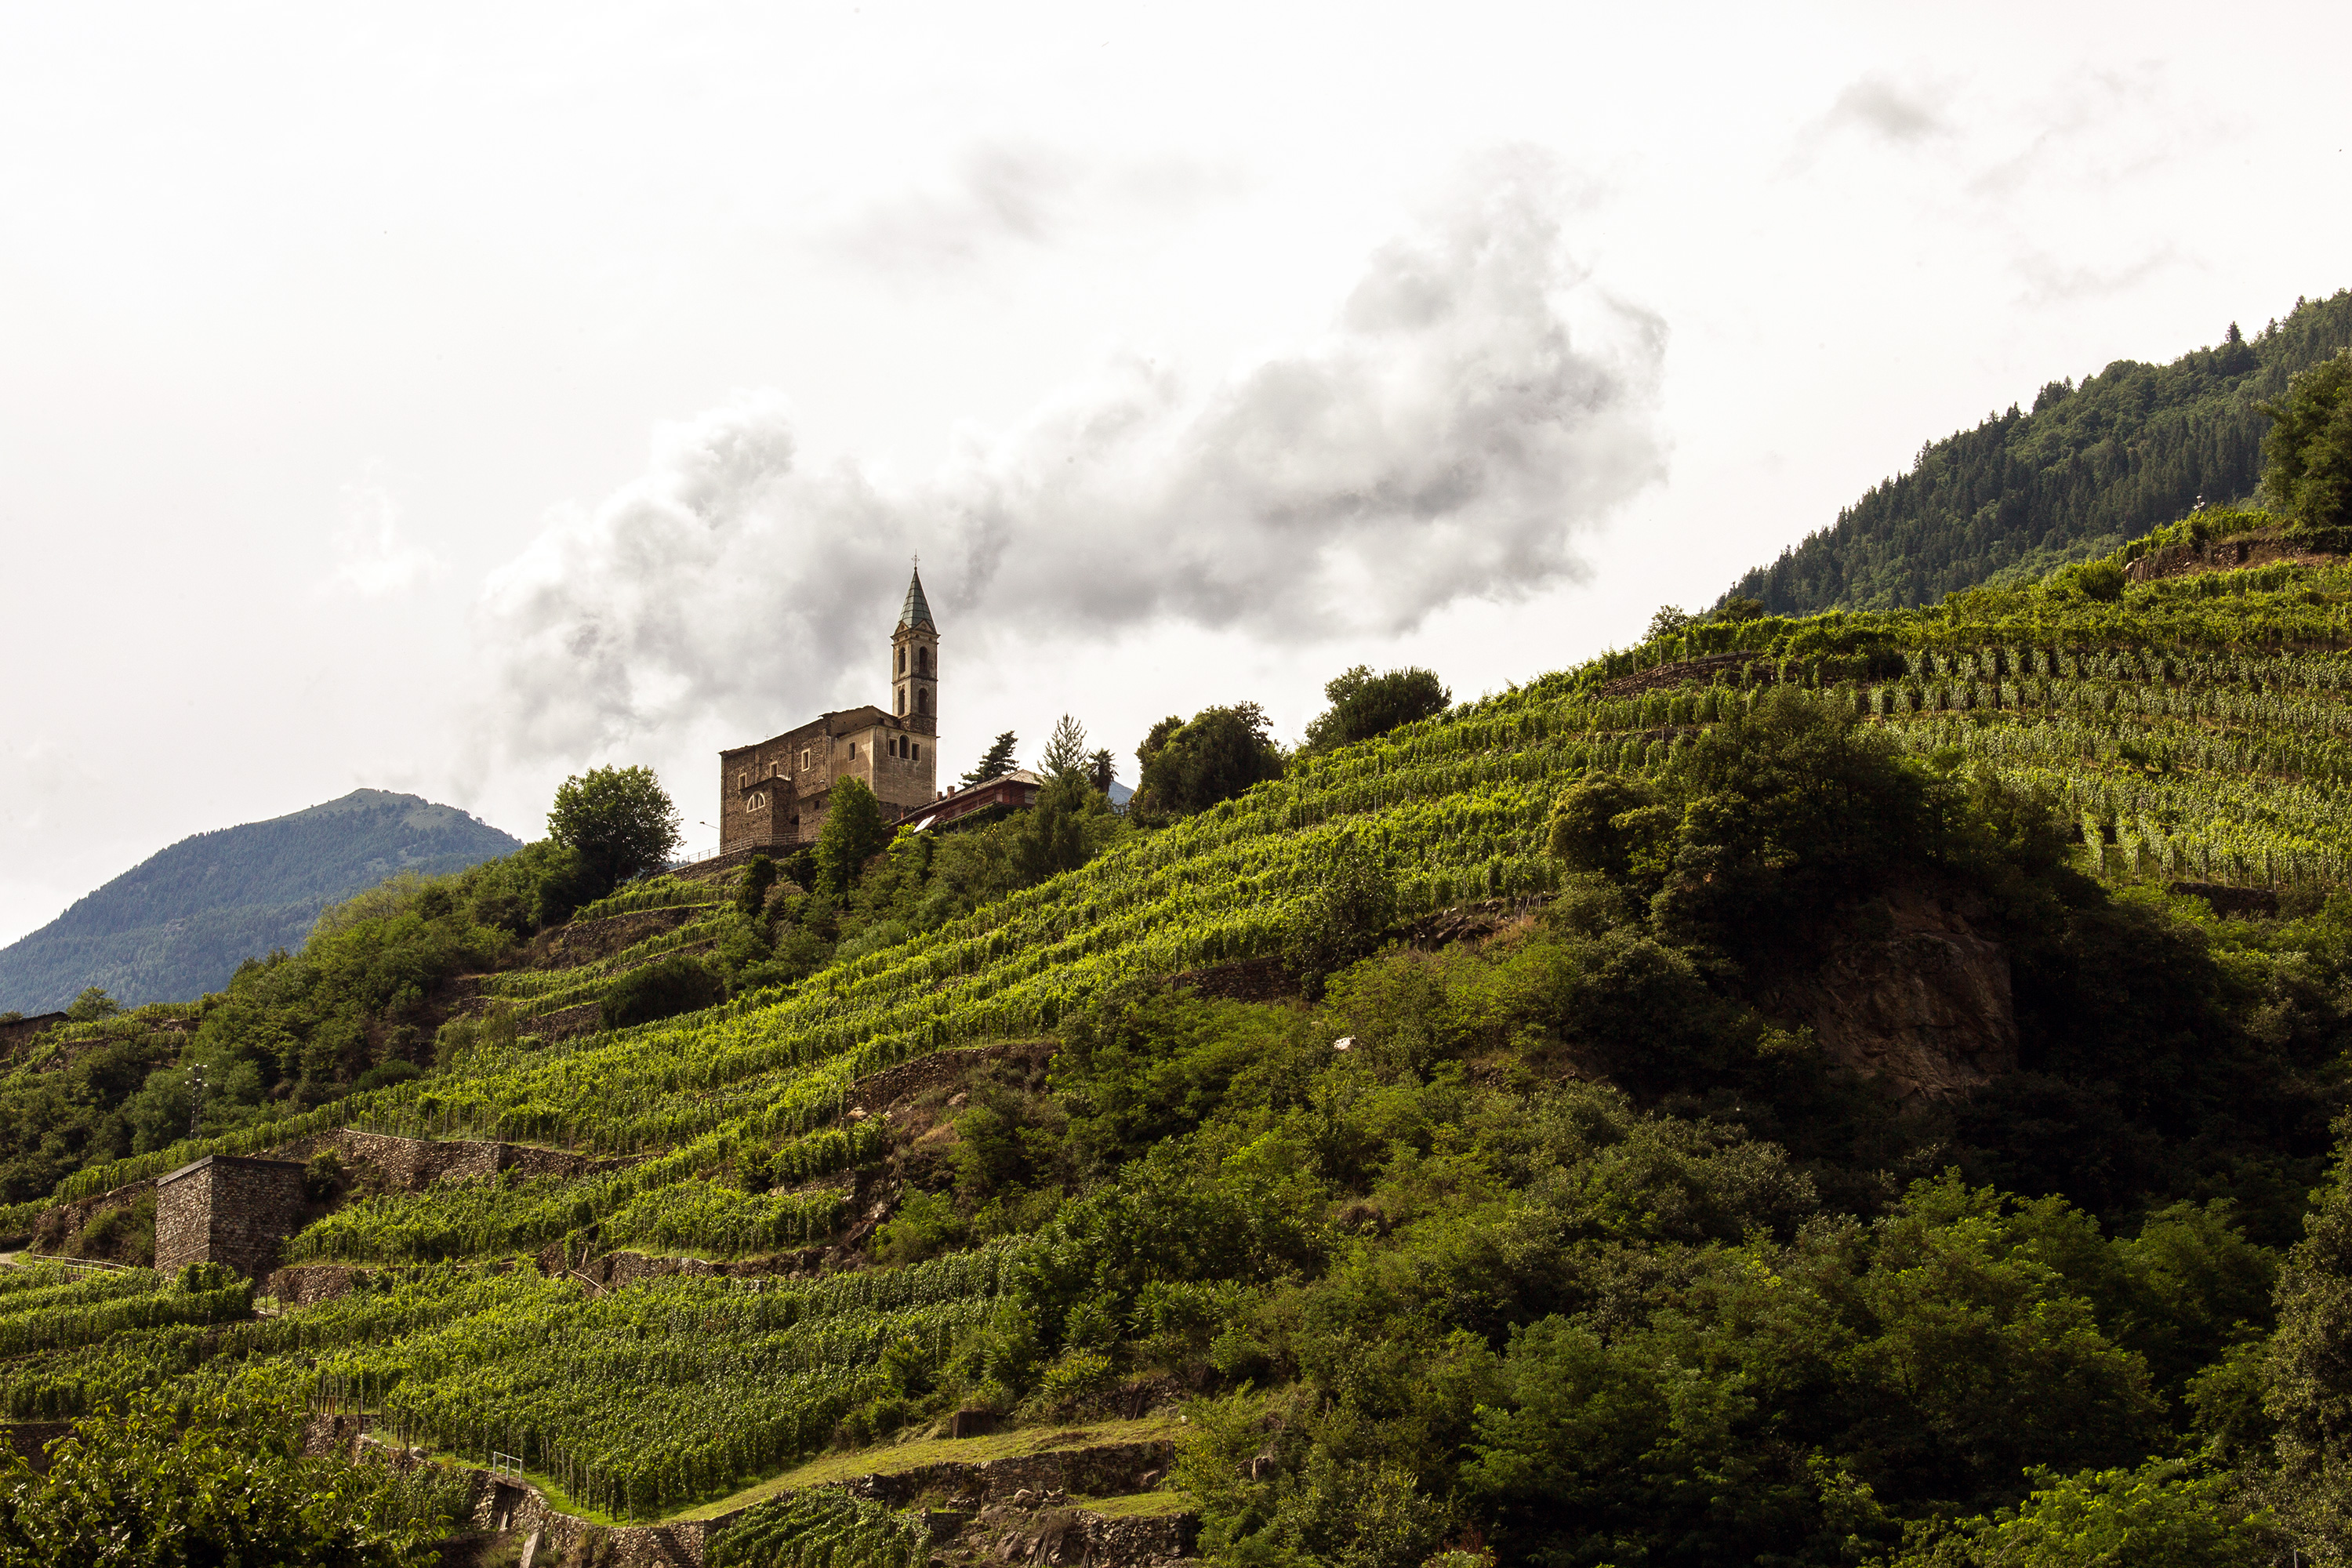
[0,789,522,1013]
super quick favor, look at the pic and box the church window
[898,687,906,714]
[918,647,931,674]
[918,688,930,713]
[800,749,810,771]
[896,647,905,673]
[913,743,920,761]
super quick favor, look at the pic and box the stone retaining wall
[845,1439,1175,1511]
[299,1417,1192,1568]
[274,1128,630,1192]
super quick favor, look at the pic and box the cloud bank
[472,151,1666,770]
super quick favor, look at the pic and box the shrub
[1282,849,1396,997]
[1303,665,1451,752]
[599,956,727,1032]
[815,779,895,896]
[350,1060,421,1094]
[736,855,778,918]
[1544,775,1661,880]
[1133,704,1283,820]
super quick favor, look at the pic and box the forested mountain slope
[0,790,520,1014]
[1725,289,2352,613]
[12,517,2352,1563]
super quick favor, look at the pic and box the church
[716,568,942,855]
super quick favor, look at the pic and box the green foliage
[60,989,117,1023]
[0,1387,448,1566]
[1279,845,1396,996]
[599,953,728,1032]
[2267,1115,2352,1550]
[962,731,1019,786]
[1038,713,1091,781]
[1011,774,1117,884]
[22,515,2352,1558]
[1133,702,1284,820]
[710,1488,928,1568]
[1544,773,1664,882]
[1302,665,1452,753]
[738,855,779,918]
[815,778,895,896]
[1892,1457,2277,1567]
[2261,347,2352,536]
[548,764,684,898]
[1729,293,2352,612]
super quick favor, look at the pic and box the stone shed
[154,1154,307,1278]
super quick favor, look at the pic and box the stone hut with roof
[717,568,942,854]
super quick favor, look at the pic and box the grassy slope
[9,526,2352,1553]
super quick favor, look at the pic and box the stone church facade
[717,568,942,854]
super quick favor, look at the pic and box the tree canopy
[1301,665,1451,753]
[1038,714,1091,782]
[2259,347,2352,542]
[814,776,895,895]
[1133,703,1283,820]
[960,731,1019,786]
[546,765,681,896]
[1725,293,2352,613]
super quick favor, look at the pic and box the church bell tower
[892,565,938,737]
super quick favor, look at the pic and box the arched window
[898,687,906,714]
[896,647,906,673]
[918,688,930,713]
[918,647,931,674]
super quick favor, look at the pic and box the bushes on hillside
[1302,665,1450,753]
[1280,847,1396,997]
[0,1388,459,1565]
[599,954,728,1032]
[1133,703,1283,821]
[1548,688,1967,959]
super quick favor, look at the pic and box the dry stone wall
[274,1129,629,1192]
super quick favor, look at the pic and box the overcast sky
[4,1,2349,944]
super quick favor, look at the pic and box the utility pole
[189,1065,205,1141]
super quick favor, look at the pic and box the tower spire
[898,561,936,631]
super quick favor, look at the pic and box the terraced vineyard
[8,506,2352,1555]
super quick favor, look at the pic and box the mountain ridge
[1725,288,2352,613]
[0,789,521,1013]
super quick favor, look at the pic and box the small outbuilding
[154,1154,307,1278]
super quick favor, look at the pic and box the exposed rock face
[1777,888,2019,1102]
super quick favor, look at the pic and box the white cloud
[324,471,448,597]
[1827,74,1951,145]
[824,143,1243,278]
[469,148,1666,773]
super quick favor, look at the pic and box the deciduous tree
[546,765,682,896]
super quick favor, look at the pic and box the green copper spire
[898,564,936,630]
